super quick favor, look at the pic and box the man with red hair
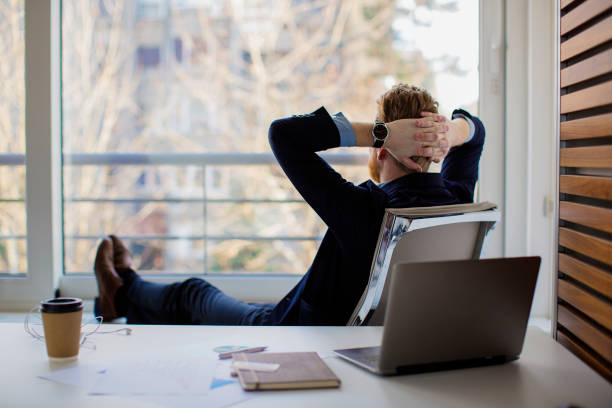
[94,84,481,325]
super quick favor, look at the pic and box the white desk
[1,323,610,408]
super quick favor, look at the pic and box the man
[94,84,483,325]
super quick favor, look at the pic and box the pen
[219,346,268,360]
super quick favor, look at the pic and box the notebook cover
[233,352,341,391]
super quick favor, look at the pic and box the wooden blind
[557,0,612,382]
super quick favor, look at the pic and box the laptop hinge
[395,355,511,375]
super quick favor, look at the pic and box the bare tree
[4,0,449,275]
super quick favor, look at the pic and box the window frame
[0,0,62,310]
[1,0,512,309]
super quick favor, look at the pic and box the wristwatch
[372,121,388,148]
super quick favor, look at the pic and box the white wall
[478,0,506,259]
[505,0,557,319]
[479,0,557,320]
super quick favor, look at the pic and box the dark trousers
[115,269,275,325]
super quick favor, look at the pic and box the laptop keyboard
[336,346,381,368]
[359,353,380,366]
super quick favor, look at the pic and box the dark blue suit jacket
[266,107,485,325]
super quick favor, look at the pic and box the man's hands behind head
[383,112,450,172]
[418,112,451,163]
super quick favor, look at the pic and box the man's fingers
[388,152,422,172]
[396,154,422,172]
[414,132,438,142]
[437,123,449,132]
[415,119,435,128]
[416,133,450,149]
[429,139,451,162]
[420,112,447,123]
[417,147,434,157]
[415,120,448,132]
[417,121,448,133]
[402,159,423,173]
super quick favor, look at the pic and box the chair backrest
[347,204,500,326]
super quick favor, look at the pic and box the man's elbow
[472,116,486,144]
[268,118,287,149]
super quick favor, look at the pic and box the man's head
[368,84,439,183]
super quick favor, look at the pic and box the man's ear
[377,148,388,161]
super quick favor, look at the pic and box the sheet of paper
[89,357,215,396]
[211,359,239,388]
[39,346,333,395]
[135,383,251,408]
[170,337,257,359]
[38,345,240,394]
[39,363,107,389]
[169,339,257,389]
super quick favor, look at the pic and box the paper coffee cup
[40,297,83,360]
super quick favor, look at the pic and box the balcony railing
[0,152,368,274]
[0,152,369,166]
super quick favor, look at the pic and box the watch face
[373,122,388,139]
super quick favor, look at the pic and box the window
[0,0,26,276]
[61,0,479,279]
[2,0,492,305]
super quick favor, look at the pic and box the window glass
[62,0,478,274]
[0,0,26,275]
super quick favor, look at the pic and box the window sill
[58,274,301,304]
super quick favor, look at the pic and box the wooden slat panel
[561,0,612,35]
[560,175,612,200]
[558,279,612,330]
[561,81,612,113]
[559,227,612,265]
[561,14,612,62]
[561,48,612,87]
[557,330,612,382]
[560,113,612,139]
[561,0,580,10]
[560,201,612,233]
[560,145,612,167]
[558,1,612,384]
[559,253,612,298]
[558,304,612,362]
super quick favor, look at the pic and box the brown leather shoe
[109,235,132,272]
[94,238,122,321]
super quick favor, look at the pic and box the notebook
[232,352,341,391]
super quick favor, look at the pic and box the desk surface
[1,323,610,408]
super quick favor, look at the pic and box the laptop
[334,257,541,375]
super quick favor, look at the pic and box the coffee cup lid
[40,297,83,313]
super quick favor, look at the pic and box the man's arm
[268,107,381,244]
[268,107,444,242]
[444,116,471,150]
[439,109,486,201]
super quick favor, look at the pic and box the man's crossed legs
[93,236,274,325]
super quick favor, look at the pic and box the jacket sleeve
[440,109,485,202]
[268,107,383,247]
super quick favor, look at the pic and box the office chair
[348,202,500,326]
